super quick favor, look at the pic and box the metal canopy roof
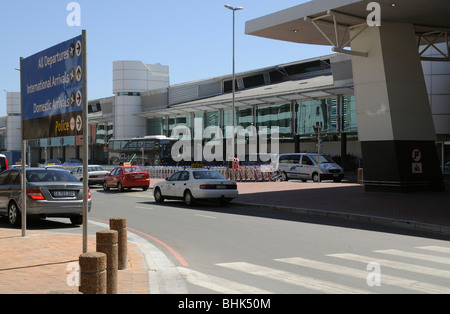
[246,0,450,53]
[137,75,354,118]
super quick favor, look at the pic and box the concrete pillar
[96,230,118,294]
[350,22,443,192]
[110,217,128,270]
[79,252,107,294]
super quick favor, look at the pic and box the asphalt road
[17,186,450,294]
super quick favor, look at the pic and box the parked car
[44,165,66,171]
[71,165,110,186]
[0,168,91,227]
[63,158,83,166]
[44,159,62,166]
[278,153,344,182]
[0,154,9,172]
[102,166,150,192]
[153,169,238,205]
[11,164,29,169]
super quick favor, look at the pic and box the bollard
[96,230,118,294]
[79,252,107,294]
[357,168,364,184]
[110,217,128,270]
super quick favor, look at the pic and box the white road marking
[217,262,372,294]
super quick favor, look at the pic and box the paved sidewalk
[0,229,149,294]
[232,181,450,234]
[1,178,449,294]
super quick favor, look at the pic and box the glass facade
[168,115,191,136]
[257,103,291,137]
[144,95,357,142]
[147,117,164,136]
[296,96,357,137]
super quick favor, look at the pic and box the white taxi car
[71,165,110,186]
[153,169,238,205]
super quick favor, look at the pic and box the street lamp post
[313,123,323,183]
[225,4,243,159]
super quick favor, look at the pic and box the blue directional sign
[21,34,85,140]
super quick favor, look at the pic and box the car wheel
[312,172,320,182]
[103,181,110,191]
[154,188,164,203]
[117,182,124,192]
[8,202,21,227]
[281,171,289,181]
[184,190,195,206]
[70,215,83,225]
[142,186,149,191]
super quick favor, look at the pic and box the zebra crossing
[178,245,450,294]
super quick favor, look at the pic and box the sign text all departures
[21,34,84,140]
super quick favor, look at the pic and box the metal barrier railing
[60,164,283,182]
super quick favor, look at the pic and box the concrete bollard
[79,252,107,294]
[110,217,128,270]
[96,230,118,294]
[357,168,364,184]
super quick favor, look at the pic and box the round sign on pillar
[412,148,422,162]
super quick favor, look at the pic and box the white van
[278,153,344,182]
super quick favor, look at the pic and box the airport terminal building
[1,45,449,177]
[0,0,448,194]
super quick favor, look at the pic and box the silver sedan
[0,168,91,227]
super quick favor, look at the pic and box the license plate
[53,191,76,198]
[134,175,143,179]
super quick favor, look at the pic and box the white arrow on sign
[76,115,82,132]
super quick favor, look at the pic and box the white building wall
[6,92,21,151]
[113,61,169,139]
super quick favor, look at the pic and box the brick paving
[0,230,148,294]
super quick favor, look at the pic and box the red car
[103,166,150,192]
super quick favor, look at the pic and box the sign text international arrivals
[21,34,84,140]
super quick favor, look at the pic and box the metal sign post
[19,56,26,237]
[313,123,323,183]
[81,30,89,253]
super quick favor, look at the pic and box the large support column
[350,22,443,192]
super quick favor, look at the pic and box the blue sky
[0,0,332,116]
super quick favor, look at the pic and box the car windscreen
[26,170,79,183]
[193,171,226,180]
[124,166,145,173]
[310,155,335,164]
